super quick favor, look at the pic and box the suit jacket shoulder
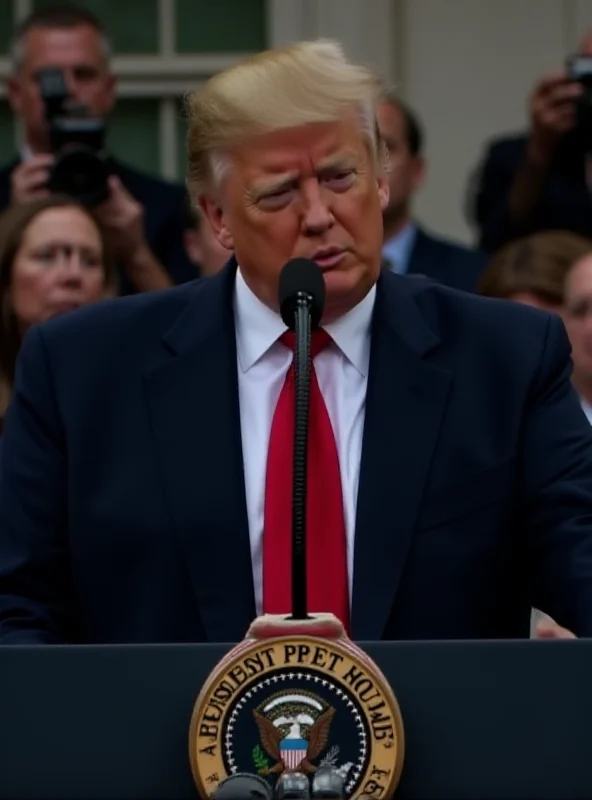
[389,270,557,369]
[409,227,488,292]
[481,133,528,164]
[38,277,202,367]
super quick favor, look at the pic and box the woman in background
[478,229,592,640]
[0,195,115,430]
[478,230,592,311]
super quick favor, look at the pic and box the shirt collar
[580,396,592,425]
[382,221,417,274]
[234,267,375,377]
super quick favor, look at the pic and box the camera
[38,67,110,206]
[567,55,592,147]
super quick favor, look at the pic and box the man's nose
[302,181,334,234]
[63,72,83,103]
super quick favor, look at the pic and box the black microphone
[275,770,311,799]
[210,772,273,799]
[278,259,326,621]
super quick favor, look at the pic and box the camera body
[38,67,110,206]
[567,55,592,146]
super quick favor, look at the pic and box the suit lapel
[351,273,452,640]
[143,260,255,642]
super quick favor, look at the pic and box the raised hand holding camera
[10,153,55,205]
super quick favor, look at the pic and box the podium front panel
[0,640,588,798]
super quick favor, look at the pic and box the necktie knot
[280,328,332,360]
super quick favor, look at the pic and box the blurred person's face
[508,291,560,312]
[563,254,592,384]
[10,206,106,330]
[7,24,116,152]
[184,211,231,276]
[578,29,592,56]
[202,114,389,323]
[375,99,425,235]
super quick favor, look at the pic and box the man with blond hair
[0,40,590,644]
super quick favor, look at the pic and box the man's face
[578,30,592,56]
[202,114,389,322]
[7,24,116,150]
[375,100,424,228]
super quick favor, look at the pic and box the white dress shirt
[581,396,592,425]
[381,221,418,275]
[234,268,374,615]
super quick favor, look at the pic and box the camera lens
[48,145,110,206]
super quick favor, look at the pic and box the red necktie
[262,329,350,630]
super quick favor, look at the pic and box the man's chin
[321,270,375,321]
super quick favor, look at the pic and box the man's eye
[258,189,292,207]
[325,171,355,188]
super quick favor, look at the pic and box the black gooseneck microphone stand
[291,292,313,622]
[278,258,325,624]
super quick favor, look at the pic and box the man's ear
[377,172,390,212]
[199,196,234,250]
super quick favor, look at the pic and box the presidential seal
[189,635,404,799]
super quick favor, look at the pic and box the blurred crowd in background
[2,3,592,440]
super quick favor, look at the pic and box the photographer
[1,5,196,294]
[470,30,592,253]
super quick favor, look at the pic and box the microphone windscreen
[210,772,273,799]
[311,765,345,797]
[276,770,311,798]
[278,258,326,329]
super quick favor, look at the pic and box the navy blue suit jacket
[0,156,197,291]
[471,132,592,252]
[406,227,488,291]
[1,261,592,644]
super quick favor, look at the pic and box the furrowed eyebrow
[316,151,360,171]
[250,153,360,198]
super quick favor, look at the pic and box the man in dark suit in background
[376,91,487,291]
[2,4,196,294]
[469,30,592,253]
[0,38,590,645]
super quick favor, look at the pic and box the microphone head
[210,772,273,799]
[275,771,311,798]
[311,765,345,797]
[278,258,326,330]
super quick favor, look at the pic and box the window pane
[176,0,266,53]
[33,0,159,54]
[107,99,160,175]
[0,103,15,165]
[0,2,14,57]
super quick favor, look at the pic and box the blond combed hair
[185,39,387,199]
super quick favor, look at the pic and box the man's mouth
[312,248,346,269]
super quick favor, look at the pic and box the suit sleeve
[524,314,592,635]
[0,326,74,643]
[472,143,537,253]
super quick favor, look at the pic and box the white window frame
[2,0,396,181]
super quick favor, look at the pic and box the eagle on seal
[253,707,336,775]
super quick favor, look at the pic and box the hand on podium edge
[534,616,576,640]
[247,613,346,641]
